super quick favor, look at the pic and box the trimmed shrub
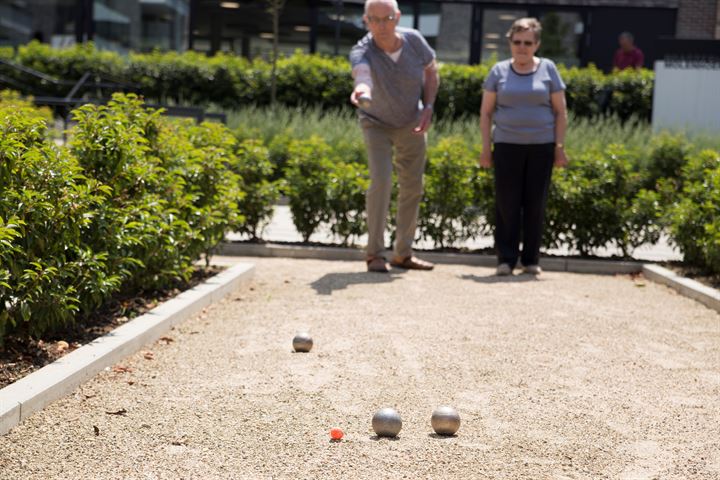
[434,63,489,120]
[69,94,197,290]
[284,136,334,241]
[328,161,369,245]
[419,137,482,248]
[667,150,720,275]
[546,145,645,256]
[642,132,691,189]
[173,120,244,263]
[230,139,278,239]
[0,93,248,344]
[606,67,654,121]
[0,105,114,339]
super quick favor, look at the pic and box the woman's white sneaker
[523,264,542,275]
[496,263,512,276]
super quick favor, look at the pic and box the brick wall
[676,0,719,38]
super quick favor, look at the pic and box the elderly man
[349,0,439,273]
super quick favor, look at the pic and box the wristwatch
[555,142,565,148]
[424,103,433,110]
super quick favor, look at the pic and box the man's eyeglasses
[511,40,535,47]
[366,14,397,25]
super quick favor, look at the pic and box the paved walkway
[1,257,717,479]
[227,205,682,263]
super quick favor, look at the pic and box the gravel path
[1,257,719,479]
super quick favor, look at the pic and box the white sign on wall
[652,60,720,134]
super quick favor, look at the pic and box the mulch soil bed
[0,266,222,390]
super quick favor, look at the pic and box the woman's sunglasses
[511,40,535,47]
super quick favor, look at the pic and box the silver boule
[357,93,372,109]
[372,407,402,437]
[431,406,461,436]
[292,332,313,352]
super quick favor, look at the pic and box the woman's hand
[554,146,568,168]
[479,149,492,168]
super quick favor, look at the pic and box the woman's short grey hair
[506,17,542,42]
[364,0,400,14]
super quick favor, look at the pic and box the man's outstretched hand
[350,84,371,107]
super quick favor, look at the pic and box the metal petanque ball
[431,406,461,436]
[357,93,372,109]
[292,332,313,353]
[372,407,402,437]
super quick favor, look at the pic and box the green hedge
[0,93,247,343]
[3,42,653,120]
[266,131,717,280]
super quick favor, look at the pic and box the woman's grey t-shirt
[349,27,435,129]
[483,58,566,144]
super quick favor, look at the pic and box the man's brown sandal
[390,255,435,270]
[366,256,390,273]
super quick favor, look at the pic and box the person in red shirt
[613,31,644,70]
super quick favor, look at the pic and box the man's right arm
[349,37,372,106]
[351,64,373,106]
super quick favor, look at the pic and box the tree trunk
[270,3,280,105]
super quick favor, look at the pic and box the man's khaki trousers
[361,120,427,259]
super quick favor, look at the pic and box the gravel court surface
[1,257,719,479]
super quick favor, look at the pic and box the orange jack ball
[330,427,344,440]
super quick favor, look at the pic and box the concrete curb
[642,264,720,313]
[218,241,643,274]
[0,262,255,436]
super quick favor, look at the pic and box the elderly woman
[479,17,568,276]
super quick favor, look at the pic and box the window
[481,9,528,63]
[433,3,472,64]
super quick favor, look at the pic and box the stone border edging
[219,242,720,313]
[642,264,720,312]
[0,262,255,436]
[219,242,642,274]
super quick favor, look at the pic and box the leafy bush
[230,139,278,239]
[434,63,488,120]
[606,67,654,121]
[327,161,369,245]
[0,105,114,339]
[667,150,720,275]
[0,94,249,344]
[69,94,197,290]
[546,145,646,256]
[560,64,605,118]
[642,132,691,189]
[284,136,334,241]
[419,137,482,248]
[173,121,244,262]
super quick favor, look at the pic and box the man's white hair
[364,0,400,14]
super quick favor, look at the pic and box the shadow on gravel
[428,433,458,439]
[310,272,403,295]
[459,274,541,284]
[369,435,401,441]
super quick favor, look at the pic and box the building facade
[0,0,190,53]
[189,0,719,71]
[1,0,718,69]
